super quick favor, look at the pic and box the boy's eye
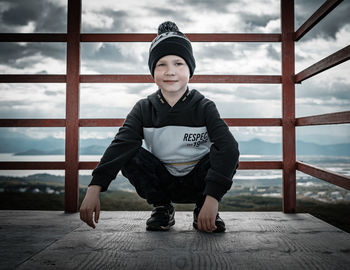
[175,62,184,66]
[157,63,165,66]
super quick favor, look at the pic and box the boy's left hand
[197,195,219,233]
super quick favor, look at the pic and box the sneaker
[193,206,226,233]
[146,204,175,231]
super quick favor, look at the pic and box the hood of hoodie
[147,88,205,113]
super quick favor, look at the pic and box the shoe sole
[146,219,175,231]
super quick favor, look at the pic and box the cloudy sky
[0,0,349,146]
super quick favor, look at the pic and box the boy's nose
[164,66,175,75]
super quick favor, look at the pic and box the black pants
[121,147,210,207]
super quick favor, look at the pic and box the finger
[79,209,83,221]
[86,210,96,229]
[211,217,217,231]
[80,209,86,223]
[198,216,203,232]
[94,207,100,223]
[205,218,212,232]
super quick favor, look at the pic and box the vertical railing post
[65,0,81,213]
[281,0,296,213]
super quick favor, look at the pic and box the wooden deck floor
[1,211,350,270]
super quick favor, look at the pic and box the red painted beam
[0,162,65,170]
[79,119,125,127]
[297,161,350,190]
[190,75,281,84]
[295,45,350,83]
[65,0,81,213]
[0,119,65,127]
[81,33,281,43]
[236,161,283,170]
[281,0,296,213]
[78,161,283,170]
[296,111,350,126]
[224,118,282,126]
[0,74,281,84]
[78,118,282,127]
[295,0,343,41]
[0,118,282,128]
[80,75,281,84]
[80,75,154,83]
[0,33,67,42]
[0,161,283,171]
[0,75,66,83]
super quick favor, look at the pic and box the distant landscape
[0,172,349,233]
[0,128,350,156]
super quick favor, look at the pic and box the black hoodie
[89,88,240,201]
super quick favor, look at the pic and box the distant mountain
[1,129,349,156]
[14,145,106,155]
[235,138,350,156]
[15,149,65,155]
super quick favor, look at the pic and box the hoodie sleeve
[203,100,240,201]
[88,101,143,192]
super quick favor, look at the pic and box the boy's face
[154,55,190,95]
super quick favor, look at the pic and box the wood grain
[1,211,348,270]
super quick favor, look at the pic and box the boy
[80,21,240,233]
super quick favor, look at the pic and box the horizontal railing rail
[295,45,350,83]
[297,161,350,190]
[0,33,281,43]
[0,161,283,171]
[0,118,283,127]
[296,111,350,126]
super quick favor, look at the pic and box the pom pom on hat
[148,21,196,78]
[158,21,179,34]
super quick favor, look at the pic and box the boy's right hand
[80,185,101,229]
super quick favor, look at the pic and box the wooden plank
[297,161,350,190]
[80,74,281,84]
[224,118,282,126]
[79,118,125,127]
[8,211,350,270]
[0,33,67,42]
[81,33,281,42]
[0,119,65,127]
[295,45,350,83]
[78,161,283,170]
[65,0,81,213]
[281,0,296,213]
[0,211,82,269]
[78,118,281,127]
[0,118,282,129]
[0,75,66,83]
[80,75,154,83]
[0,162,65,170]
[295,0,343,41]
[235,161,283,170]
[187,33,281,42]
[296,111,350,126]
[190,75,281,84]
[79,161,99,170]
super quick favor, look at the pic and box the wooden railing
[0,0,349,212]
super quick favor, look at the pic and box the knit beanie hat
[148,21,196,78]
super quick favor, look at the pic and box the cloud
[0,43,65,70]
[239,12,280,32]
[0,0,66,32]
[82,10,131,33]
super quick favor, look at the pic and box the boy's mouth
[163,80,178,83]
